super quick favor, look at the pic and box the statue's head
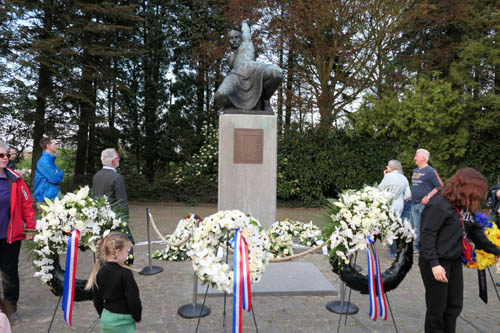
[228,30,242,49]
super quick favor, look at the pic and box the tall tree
[398,0,474,78]
[280,0,406,130]
[65,1,142,181]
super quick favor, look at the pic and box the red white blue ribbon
[62,229,80,326]
[231,228,252,333]
[366,236,388,321]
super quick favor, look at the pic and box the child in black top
[86,232,141,333]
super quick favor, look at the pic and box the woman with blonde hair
[86,232,141,332]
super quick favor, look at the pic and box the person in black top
[6,147,16,170]
[86,232,141,332]
[419,168,500,333]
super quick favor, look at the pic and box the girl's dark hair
[441,168,487,212]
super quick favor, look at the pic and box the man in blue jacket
[33,137,64,203]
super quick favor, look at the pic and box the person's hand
[432,265,448,283]
[25,233,34,240]
[421,195,430,205]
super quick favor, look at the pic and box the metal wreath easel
[195,230,259,332]
[329,247,399,333]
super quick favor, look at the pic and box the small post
[139,208,163,275]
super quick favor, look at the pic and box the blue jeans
[411,203,425,250]
[390,201,413,255]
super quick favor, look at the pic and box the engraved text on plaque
[234,129,263,164]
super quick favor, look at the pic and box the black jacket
[93,262,142,322]
[420,193,500,267]
[92,168,129,219]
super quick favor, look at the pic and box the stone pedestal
[218,114,276,229]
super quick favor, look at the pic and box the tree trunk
[31,1,53,186]
[284,50,294,134]
[31,63,51,186]
[86,78,97,175]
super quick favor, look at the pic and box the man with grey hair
[379,159,411,258]
[92,148,129,220]
[411,148,443,254]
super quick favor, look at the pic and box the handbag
[455,207,475,262]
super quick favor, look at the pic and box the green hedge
[277,128,399,206]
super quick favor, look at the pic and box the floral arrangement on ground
[187,210,271,293]
[267,219,324,258]
[32,186,128,284]
[465,212,500,270]
[152,214,202,261]
[324,185,415,266]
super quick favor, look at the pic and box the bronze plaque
[234,129,263,164]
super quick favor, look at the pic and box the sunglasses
[0,153,11,159]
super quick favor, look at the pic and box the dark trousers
[0,239,21,311]
[419,258,463,333]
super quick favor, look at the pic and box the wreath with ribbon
[188,210,272,293]
[32,186,129,301]
[152,214,202,261]
[324,186,415,295]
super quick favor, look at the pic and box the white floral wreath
[325,185,415,265]
[152,214,202,261]
[267,219,324,258]
[33,186,126,285]
[187,210,271,293]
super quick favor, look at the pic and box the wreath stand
[326,253,361,316]
[328,243,402,333]
[195,231,259,332]
[47,254,98,333]
[177,274,211,318]
[487,267,500,303]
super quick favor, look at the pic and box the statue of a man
[214,20,283,113]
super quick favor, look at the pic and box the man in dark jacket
[487,176,500,286]
[92,149,134,261]
[487,176,500,224]
[92,148,129,220]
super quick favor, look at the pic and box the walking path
[12,204,500,332]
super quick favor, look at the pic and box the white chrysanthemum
[327,186,415,265]
[32,187,126,285]
[189,210,271,294]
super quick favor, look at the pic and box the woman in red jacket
[0,141,36,325]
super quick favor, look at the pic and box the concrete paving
[198,262,338,297]
[10,203,500,332]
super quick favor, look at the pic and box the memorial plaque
[234,128,263,164]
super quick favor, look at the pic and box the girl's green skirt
[100,308,136,333]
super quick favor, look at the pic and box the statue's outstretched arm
[241,21,251,42]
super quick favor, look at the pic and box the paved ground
[11,203,500,332]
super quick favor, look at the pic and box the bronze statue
[214,20,283,114]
